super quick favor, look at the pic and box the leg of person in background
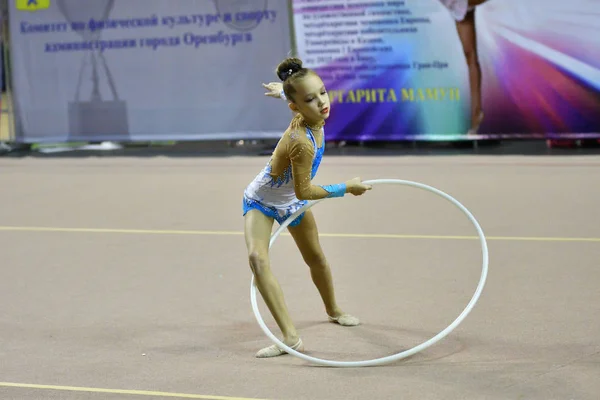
[455,0,490,135]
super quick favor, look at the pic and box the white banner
[10,0,292,143]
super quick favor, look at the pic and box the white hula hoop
[250,179,489,367]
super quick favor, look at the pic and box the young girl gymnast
[244,57,372,358]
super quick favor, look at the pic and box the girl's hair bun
[276,57,304,82]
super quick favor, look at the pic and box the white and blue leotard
[243,126,344,227]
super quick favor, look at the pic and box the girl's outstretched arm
[288,133,347,200]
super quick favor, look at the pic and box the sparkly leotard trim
[242,125,341,226]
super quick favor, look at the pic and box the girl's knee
[306,253,328,270]
[248,251,270,276]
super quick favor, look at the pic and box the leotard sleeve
[288,132,346,200]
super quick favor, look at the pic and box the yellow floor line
[0,382,267,400]
[0,225,599,242]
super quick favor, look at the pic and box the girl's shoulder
[285,127,313,152]
[283,126,310,145]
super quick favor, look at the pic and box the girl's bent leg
[244,209,304,357]
[287,209,360,326]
